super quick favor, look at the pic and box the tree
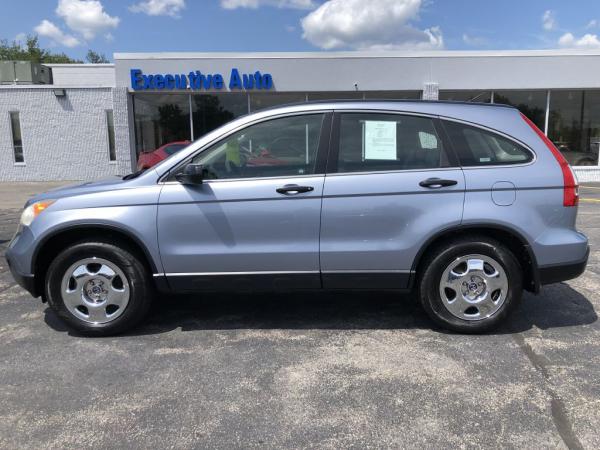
[86,49,110,64]
[0,35,82,63]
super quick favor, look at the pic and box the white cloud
[130,0,186,17]
[542,10,556,31]
[221,0,316,10]
[558,32,600,49]
[56,0,119,40]
[34,19,82,47]
[462,33,487,46]
[586,19,598,29]
[301,0,443,51]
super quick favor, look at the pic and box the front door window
[185,114,325,180]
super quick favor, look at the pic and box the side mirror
[176,163,204,185]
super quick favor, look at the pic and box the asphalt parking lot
[0,182,599,449]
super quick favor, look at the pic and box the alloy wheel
[438,254,508,321]
[60,257,130,324]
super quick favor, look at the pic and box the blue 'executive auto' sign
[130,68,273,91]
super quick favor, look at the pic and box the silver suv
[6,101,589,336]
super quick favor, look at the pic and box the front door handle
[276,184,314,195]
[419,178,458,188]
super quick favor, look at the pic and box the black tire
[45,240,153,336]
[418,236,522,333]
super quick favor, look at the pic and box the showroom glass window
[133,94,191,156]
[439,90,492,103]
[191,93,249,139]
[493,90,547,131]
[548,90,600,166]
[364,91,422,100]
[186,114,324,180]
[249,93,307,112]
[9,111,24,163]
[308,92,364,101]
[336,113,447,172]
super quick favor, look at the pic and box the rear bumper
[538,246,589,285]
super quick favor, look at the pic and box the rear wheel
[419,237,522,333]
[45,241,153,336]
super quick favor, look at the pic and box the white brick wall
[0,87,132,181]
[574,167,600,183]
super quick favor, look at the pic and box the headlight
[20,200,55,227]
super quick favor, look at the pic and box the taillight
[520,113,578,207]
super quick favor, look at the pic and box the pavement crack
[512,334,584,450]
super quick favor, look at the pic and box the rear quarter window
[443,120,533,166]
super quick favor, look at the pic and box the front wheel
[418,237,522,333]
[45,241,153,336]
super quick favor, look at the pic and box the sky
[3,0,600,61]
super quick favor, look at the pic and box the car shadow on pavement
[43,282,597,337]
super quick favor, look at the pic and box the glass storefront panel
[439,90,492,103]
[192,93,249,139]
[133,94,191,156]
[548,90,600,166]
[307,92,364,101]
[249,92,307,112]
[493,90,547,131]
[364,91,422,100]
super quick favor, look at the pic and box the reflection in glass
[192,94,248,139]
[439,90,492,103]
[548,90,600,166]
[133,94,190,156]
[493,91,547,131]
[250,93,307,111]
[187,114,324,180]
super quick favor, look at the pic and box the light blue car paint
[6,101,589,299]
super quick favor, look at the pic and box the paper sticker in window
[419,131,438,149]
[364,121,397,160]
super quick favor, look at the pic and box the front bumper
[6,254,39,298]
[538,246,590,285]
[5,227,40,298]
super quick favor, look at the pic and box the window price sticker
[364,121,397,160]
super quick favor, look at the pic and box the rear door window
[334,113,449,173]
[443,120,533,166]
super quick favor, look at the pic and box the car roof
[259,99,516,113]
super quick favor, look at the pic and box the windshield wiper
[122,168,146,180]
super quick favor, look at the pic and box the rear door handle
[276,184,314,195]
[419,178,458,188]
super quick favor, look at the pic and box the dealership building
[1,49,600,182]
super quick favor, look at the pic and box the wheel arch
[411,224,540,293]
[32,224,160,299]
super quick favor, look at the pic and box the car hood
[25,173,157,207]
